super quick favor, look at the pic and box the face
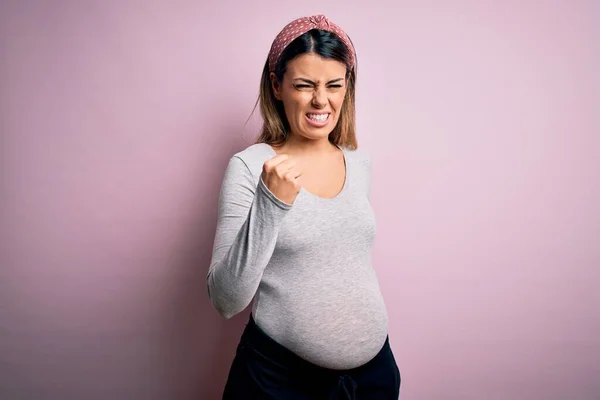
[271,53,348,142]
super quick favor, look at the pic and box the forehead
[285,53,347,79]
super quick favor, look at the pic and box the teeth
[307,113,329,121]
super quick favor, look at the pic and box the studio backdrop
[1,1,598,399]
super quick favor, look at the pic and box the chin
[299,129,331,141]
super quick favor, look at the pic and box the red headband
[268,15,356,73]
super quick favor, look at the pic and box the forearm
[207,178,291,318]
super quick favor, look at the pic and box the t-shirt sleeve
[206,155,292,318]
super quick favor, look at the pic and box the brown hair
[252,29,358,150]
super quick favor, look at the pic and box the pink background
[1,1,598,399]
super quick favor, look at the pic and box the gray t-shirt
[207,142,389,370]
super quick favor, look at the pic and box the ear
[270,72,282,100]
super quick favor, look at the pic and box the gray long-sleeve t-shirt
[206,142,389,370]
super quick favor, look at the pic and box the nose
[311,86,327,108]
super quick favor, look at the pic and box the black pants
[223,315,401,399]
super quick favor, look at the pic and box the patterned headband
[268,14,356,73]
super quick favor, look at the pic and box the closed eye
[294,84,344,90]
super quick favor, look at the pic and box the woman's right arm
[206,155,292,319]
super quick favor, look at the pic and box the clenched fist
[261,154,303,205]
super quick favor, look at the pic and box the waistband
[240,314,391,399]
[241,313,390,376]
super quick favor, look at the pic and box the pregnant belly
[257,269,389,370]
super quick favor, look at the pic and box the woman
[207,14,401,399]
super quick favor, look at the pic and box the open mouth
[307,113,330,122]
[305,113,330,126]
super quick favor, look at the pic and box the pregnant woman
[207,14,401,399]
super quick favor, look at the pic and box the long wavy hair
[252,29,358,150]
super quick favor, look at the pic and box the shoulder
[342,145,373,195]
[343,145,372,171]
[229,142,274,181]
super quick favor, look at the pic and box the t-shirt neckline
[262,142,349,201]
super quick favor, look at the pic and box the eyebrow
[293,77,344,85]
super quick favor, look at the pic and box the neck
[278,135,338,156]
